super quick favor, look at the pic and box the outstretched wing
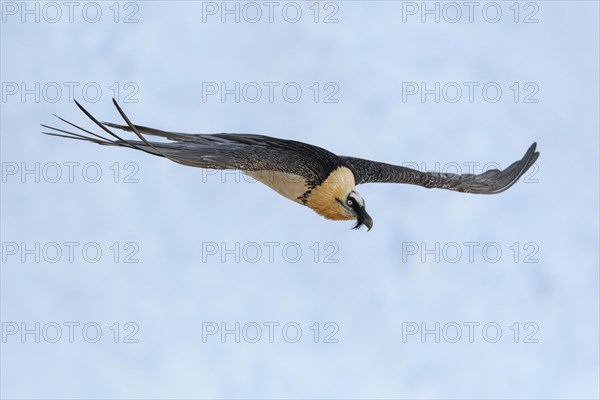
[42,99,342,187]
[341,143,539,194]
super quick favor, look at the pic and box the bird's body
[243,170,309,205]
[245,166,357,220]
[42,99,540,231]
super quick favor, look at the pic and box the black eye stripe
[338,197,358,211]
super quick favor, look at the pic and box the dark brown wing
[341,143,539,194]
[41,99,343,187]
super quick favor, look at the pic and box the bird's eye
[347,199,353,206]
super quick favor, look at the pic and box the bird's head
[337,190,373,231]
[305,166,373,231]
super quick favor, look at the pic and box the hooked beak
[353,207,373,231]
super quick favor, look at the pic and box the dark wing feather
[341,143,539,194]
[42,99,342,187]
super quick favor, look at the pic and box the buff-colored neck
[306,167,356,220]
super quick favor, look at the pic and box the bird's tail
[41,98,211,167]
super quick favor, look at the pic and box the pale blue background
[1,1,599,399]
